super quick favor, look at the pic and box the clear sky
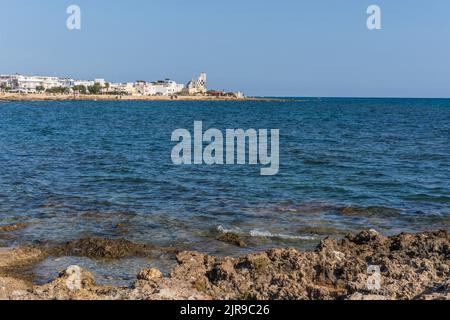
[1,0,449,97]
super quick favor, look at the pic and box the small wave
[275,202,338,215]
[217,225,241,234]
[249,230,316,240]
[216,225,316,241]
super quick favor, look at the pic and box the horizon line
[257,96,450,100]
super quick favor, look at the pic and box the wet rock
[208,260,236,283]
[346,229,382,245]
[51,237,154,259]
[0,246,46,284]
[0,223,28,233]
[216,232,247,247]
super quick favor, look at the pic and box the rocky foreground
[0,230,448,300]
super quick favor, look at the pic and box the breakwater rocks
[0,230,448,300]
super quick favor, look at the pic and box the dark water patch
[403,194,450,203]
[88,177,151,184]
[338,206,402,218]
[296,225,353,236]
[303,158,332,166]
[32,127,55,136]
[39,201,72,210]
[79,210,138,220]
[0,233,14,244]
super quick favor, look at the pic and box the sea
[0,98,449,284]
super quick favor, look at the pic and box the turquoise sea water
[0,98,449,283]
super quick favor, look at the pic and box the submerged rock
[216,232,247,247]
[0,223,28,233]
[51,237,154,259]
[339,206,401,217]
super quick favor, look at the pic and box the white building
[7,75,62,93]
[121,82,135,95]
[73,80,95,87]
[61,78,75,87]
[149,80,184,96]
[0,75,12,89]
[132,79,184,96]
[40,76,63,90]
[133,80,147,95]
[107,82,135,95]
[94,78,106,86]
[183,73,207,95]
[235,91,245,98]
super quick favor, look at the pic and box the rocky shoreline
[0,230,448,300]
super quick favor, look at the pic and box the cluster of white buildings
[0,73,209,96]
[0,75,71,92]
[133,79,185,96]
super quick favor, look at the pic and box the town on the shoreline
[0,73,245,98]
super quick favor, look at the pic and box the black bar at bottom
[0,300,445,319]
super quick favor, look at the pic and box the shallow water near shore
[0,98,449,284]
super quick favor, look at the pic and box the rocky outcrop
[0,230,448,300]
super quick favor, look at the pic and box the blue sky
[1,0,449,97]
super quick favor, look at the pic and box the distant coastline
[0,92,283,102]
[0,73,252,101]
